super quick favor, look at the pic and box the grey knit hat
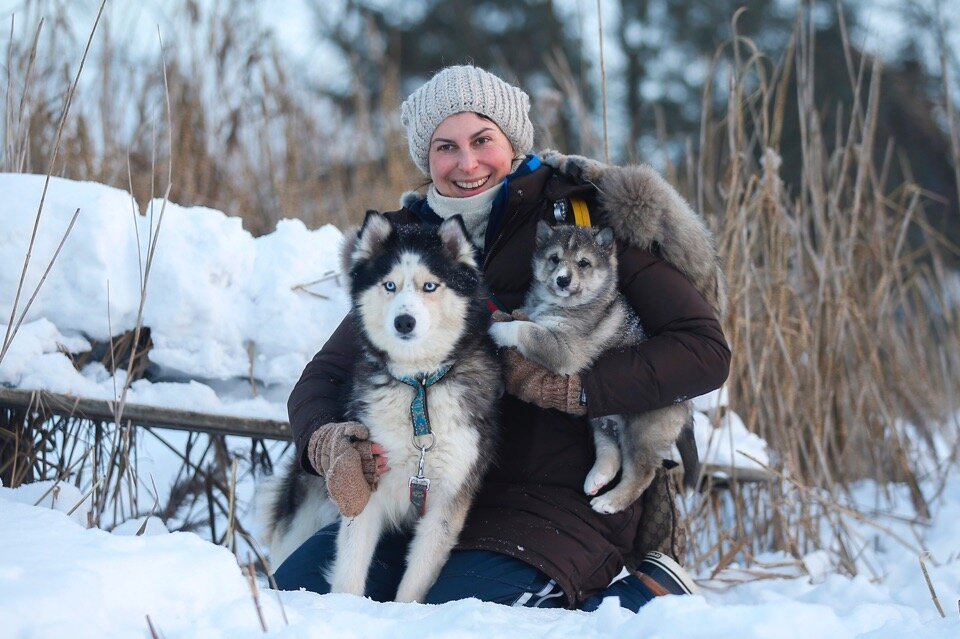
[400,65,534,174]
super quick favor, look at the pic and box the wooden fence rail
[0,387,290,440]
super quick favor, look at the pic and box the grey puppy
[489,221,691,514]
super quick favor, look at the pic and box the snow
[2,476,959,638]
[1,174,957,636]
[0,173,350,420]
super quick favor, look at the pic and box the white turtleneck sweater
[426,182,503,251]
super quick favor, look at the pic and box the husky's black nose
[556,274,571,289]
[394,314,416,334]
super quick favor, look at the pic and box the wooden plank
[0,387,290,440]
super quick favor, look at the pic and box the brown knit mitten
[491,309,530,323]
[500,347,587,416]
[307,421,378,518]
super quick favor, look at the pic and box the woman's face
[428,112,515,198]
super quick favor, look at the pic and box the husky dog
[259,212,501,603]
[489,221,690,514]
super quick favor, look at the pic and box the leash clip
[409,445,431,517]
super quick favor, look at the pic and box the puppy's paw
[583,468,614,496]
[590,493,627,515]
[488,319,521,348]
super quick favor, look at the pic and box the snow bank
[2,479,959,638]
[0,173,350,419]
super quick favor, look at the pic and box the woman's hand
[500,347,587,416]
[307,422,389,517]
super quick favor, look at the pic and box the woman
[275,65,730,611]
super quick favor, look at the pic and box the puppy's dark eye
[577,259,591,268]
[423,282,438,292]
[383,281,396,292]
[549,255,560,264]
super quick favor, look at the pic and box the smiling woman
[274,64,730,612]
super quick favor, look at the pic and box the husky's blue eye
[423,282,438,292]
[549,255,560,264]
[383,281,396,292]
[578,259,591,268]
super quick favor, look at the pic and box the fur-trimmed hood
[540,150,726,316]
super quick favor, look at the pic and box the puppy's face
[532,222,617,305]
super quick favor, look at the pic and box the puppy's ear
[594,226,616,250]
[535,220,553,247]
[438,215,477,267]
[347,211,394,270]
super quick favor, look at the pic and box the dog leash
[395,365,451,517]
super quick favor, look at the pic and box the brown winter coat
[287,156,730,606]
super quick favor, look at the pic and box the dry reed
[676,6,959,576]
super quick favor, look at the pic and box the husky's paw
[583,468,615,496]
[330,580,366,597]
[590,492,628,514]
[488,319,523,348]
[330,569,367,597]
[394,585,426,604]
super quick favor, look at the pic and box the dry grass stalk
[244,553,268,633]
[225,458,239,551]
[919,551,946,618]
[145,614,162,639]
[238,531,289,626]
[595,0,609,163]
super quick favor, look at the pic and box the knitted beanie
[400,65,534,174]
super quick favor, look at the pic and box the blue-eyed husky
[259,212,501,603]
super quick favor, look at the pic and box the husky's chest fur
[352,368,483,528]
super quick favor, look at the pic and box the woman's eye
[474,136,490,146]
[383,281,396,292]
[549,255,560,264]
[578,259,591,268]
[435,143,454,152]
[423,282,438,292]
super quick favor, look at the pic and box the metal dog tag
[409,475,430,517]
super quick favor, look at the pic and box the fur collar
[540,150,726,316]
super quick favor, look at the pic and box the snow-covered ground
[1,476,958,638]
[1,174,957,637]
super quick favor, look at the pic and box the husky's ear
[535,220,554,247]
[438,215,476,267]
[594,226,616,250]
[348,211,394,270]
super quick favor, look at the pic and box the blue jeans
[273,523,659,611]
